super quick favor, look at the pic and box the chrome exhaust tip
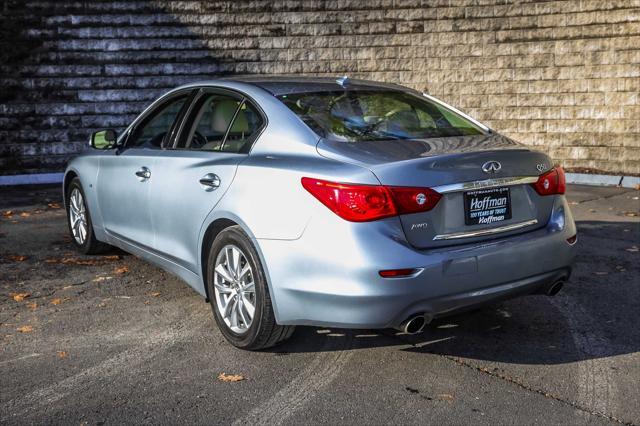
[396,314,431,334]
[546,280,565,296]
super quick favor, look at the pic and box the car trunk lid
[317,134,554,248]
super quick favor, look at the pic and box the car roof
[220,75,412,96]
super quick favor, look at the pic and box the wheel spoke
[214,264,234,283]
[213,281,232,294]
[232,247,242,277]
[223,296,236,319]
[241,294,255,318]
[237,299,249,326]
[241,281,255,293]
[229,299,239,328]
[238,265,251,281]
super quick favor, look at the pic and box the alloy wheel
[213,244,256,334]
[69,188,88,245]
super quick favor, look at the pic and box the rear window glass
[277,90,485,142]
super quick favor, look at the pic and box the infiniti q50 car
[64,77,576,349]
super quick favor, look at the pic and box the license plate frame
[463,187,512,226]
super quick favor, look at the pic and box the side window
[184,94,241,151]
[183,93,264,153]
[222,101,264,153]
[127,95,188,149]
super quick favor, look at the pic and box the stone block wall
[1,0,638,175]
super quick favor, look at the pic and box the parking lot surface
[1,184,639,425]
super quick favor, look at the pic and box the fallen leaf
[218,373,245,382]
[45,258,60,264]
[102,255,121,261]
[626,246,639,253]
[114,266,129,274]
[47,202,61,209]
[623,211,638,217]
[11,292,31,302]
[17,325,33,333]
[2,210,13,217]
[143,301,151,305]
[57,351,68,358]
[61,257,98,266]
[92,276,113,282]
[8,255,28,262]
[19,212,31,218]
[98,302,107,308]
[149,292,161,297]
[438,393,454,401]
[51,298,62,305]
[26,302,38,310]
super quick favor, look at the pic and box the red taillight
[532,167,566,196]
[379,268,419,278]
[386,186,441,215]
[301,177,441,222]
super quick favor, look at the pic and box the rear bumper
[257,196,577,329]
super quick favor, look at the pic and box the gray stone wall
[1,0,639,175]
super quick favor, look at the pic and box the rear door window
[180,92,265,154]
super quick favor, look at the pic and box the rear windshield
[277,90,485,142]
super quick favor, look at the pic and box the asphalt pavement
[0,184,639,425]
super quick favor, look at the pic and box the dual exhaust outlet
[395,280,566,335]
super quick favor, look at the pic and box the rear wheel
[207,226,294,350]
[66,177,109,254]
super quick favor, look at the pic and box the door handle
[199,173,221,190]
[135,167,151,181]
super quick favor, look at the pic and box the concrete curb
[0,173,64,186]
[565,173,639,189]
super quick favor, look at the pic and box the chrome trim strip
[433,176,538,194]
[433,219,539,241]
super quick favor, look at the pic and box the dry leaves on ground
[437,394,455,401]
[2,210,13,218]
[114,266,129,274]
[92,276,113,283]
[149,292,161,297]
[51,298,62,305]
[26,302,38,310]
[48,202,62,209]
[57,351,68,359]
[19,212,31,218]
[7,255,28,262]
[10,292,31,302]
[17,325,33,333]
[218,373,245,382]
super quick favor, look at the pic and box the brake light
[532,167,566,196]
[301,177,441,222]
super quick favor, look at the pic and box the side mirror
[90,129,117,150]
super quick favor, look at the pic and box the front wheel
[207,226,294,350]
[66,177,109,254]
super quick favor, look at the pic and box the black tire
[65,177,110,255]
[206,226,294,350]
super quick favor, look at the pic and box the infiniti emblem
[482,161,502,174]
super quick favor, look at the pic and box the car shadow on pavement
[271,219,639,366]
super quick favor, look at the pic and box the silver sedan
[64,77,577,349]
